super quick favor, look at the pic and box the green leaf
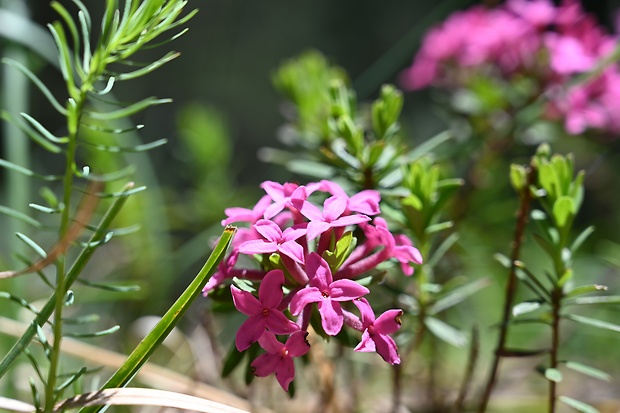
[86,97,172,120]
[20,112,68,143]
[513,301,542,317]
[559,396,600,413]
[82,138,167,153]
[326,231,355,271]
[427,233,459,268]
[493,253,512,269]
[571,226,595,254]
[65,325,120,338]
[0,158,61,181]
[429,278,489,315]
[425,221,453,235]
[565,295,620,305]
[544,367,563,382]
[0,182,135,379]
[552,196,574,227]
[566,314,620,333]
[510,164,527,192]
[76,279,140,293]
[402,130,451,163]
[1,58,67,114]
[15,233,46,258]
[424,317,467,347]
[116,51,180,80]
[48,22,77,97]
[0,205,43,228]
[0,110,62,153]
[564,361,611,381]
[79,226,236,413]
[566,284,608,297]
[221,344,246,378]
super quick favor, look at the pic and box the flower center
[262,308,270,317]
[321,291,329,298]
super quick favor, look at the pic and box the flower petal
[306,221,331,241]
[231,286,262,316]
[259,269,285,308]
[318,299,343,336]
[354,330,376,353]
[238,239,277,255]
[278,241,306,264]
[374,309,403,335]
[236,316,266,351]
[322,196,347,221]
[266,310,299,335]
[353,298,376,327]
[254,219,283,242]
[293,199,324,222]
[348,190,381,215]
[329,279,369,301]
[252,353,280,377]
[257,331,284,353]
[275,356,295,391]
[307,252,333,290]
[331,214,371,228]
[289,287,323,315]
[373,333,401,365]
[286,331,311,357]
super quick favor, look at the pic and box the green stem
[44,92,84,412]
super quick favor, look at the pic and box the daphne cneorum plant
[208,49,619,413]
[0,1,237,412]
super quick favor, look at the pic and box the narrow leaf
[86,97,172,120]
[20,113,68,143]
[567,284,608,297]
[565,295,620,305]
[0,158,60,181]
[116,51,180,80]
[1,58,67,114]
[0,205,43,228]
[0,183,135,379]
[564,361,611,381]
[513,301,542,317]
[566,314,620,333]
[65,326,120,338]
[424,317,467,347]
[78,227,236,413]
[559,396,600,413]
[15,233,47,258]
[429,277,489,315]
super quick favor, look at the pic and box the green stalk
[0,183,135,379]
[44,118,81,412]
[78,226,235,413]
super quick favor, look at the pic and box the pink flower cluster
[204,180,423,390]
[401,0,620,136]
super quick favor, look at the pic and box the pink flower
[293,196,370,241]
[290,253,369,335]
[317,180,381,216]
[252,331,310,391]
[222,195,271,226]
[506,0,556,28]
[353,298,403,365]
[238,219,307,264]
[544,33,596,75]
[231,269,299,351]
[261,181,309,219]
